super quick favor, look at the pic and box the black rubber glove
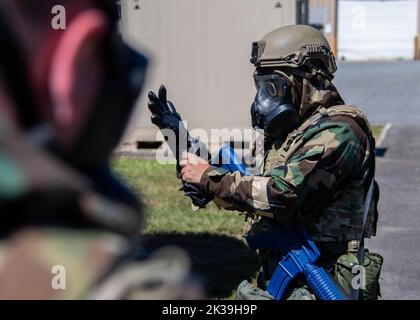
[148,85,191,171]
[180,183,214,209]
[148,85,212,208]
[148,85,187,139]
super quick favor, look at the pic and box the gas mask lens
[253,74,289,100]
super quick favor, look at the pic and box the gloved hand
[180,183,213,209]
[148,85,213,208]
[148,85,187,139]
[148,85,210,165]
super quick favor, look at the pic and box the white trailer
[338,0,419,61]
[117,0,296,152]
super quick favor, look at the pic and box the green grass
[372,125,384,141]
[112,159,248,236]
[112,158,259,299]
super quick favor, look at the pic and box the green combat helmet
[250,25,337,79]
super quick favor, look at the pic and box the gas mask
[251,73,299,139]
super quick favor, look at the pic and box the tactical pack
[334,250,383,300]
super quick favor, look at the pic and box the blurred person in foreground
[0,0,200,299]
[148,25,383,300]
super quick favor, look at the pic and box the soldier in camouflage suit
[0,0,200,299]
[151,25,382,300]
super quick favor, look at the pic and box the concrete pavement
[335,61,420,299]
[334,61,420,126]
[366,125,420,299]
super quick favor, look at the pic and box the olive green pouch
[334,251,383,300]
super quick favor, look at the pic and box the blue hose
[304,264,344,300]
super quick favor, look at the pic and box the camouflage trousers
[237,218,349,300]
[236,247,340,301]
[236,243,383,300]
[237,217,383,300]
[235,252,322,301]
[236,279,315,300]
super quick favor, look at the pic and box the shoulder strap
[281,105,373,163]
[324,105,373,138]
[358,178,375,262]
[349,173,375,301]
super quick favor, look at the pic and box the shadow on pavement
[141,232,260,298]
[375,148,388,157]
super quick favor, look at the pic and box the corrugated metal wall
[118,0,296,150]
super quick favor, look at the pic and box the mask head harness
[66,0,149,169]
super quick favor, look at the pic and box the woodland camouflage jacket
[199,74,378,242]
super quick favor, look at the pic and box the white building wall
[338,0,418,61]
[118,0,296,150]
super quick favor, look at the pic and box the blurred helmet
[0,0,148,168]
[0,1,147,233]
[250,25,337,80]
